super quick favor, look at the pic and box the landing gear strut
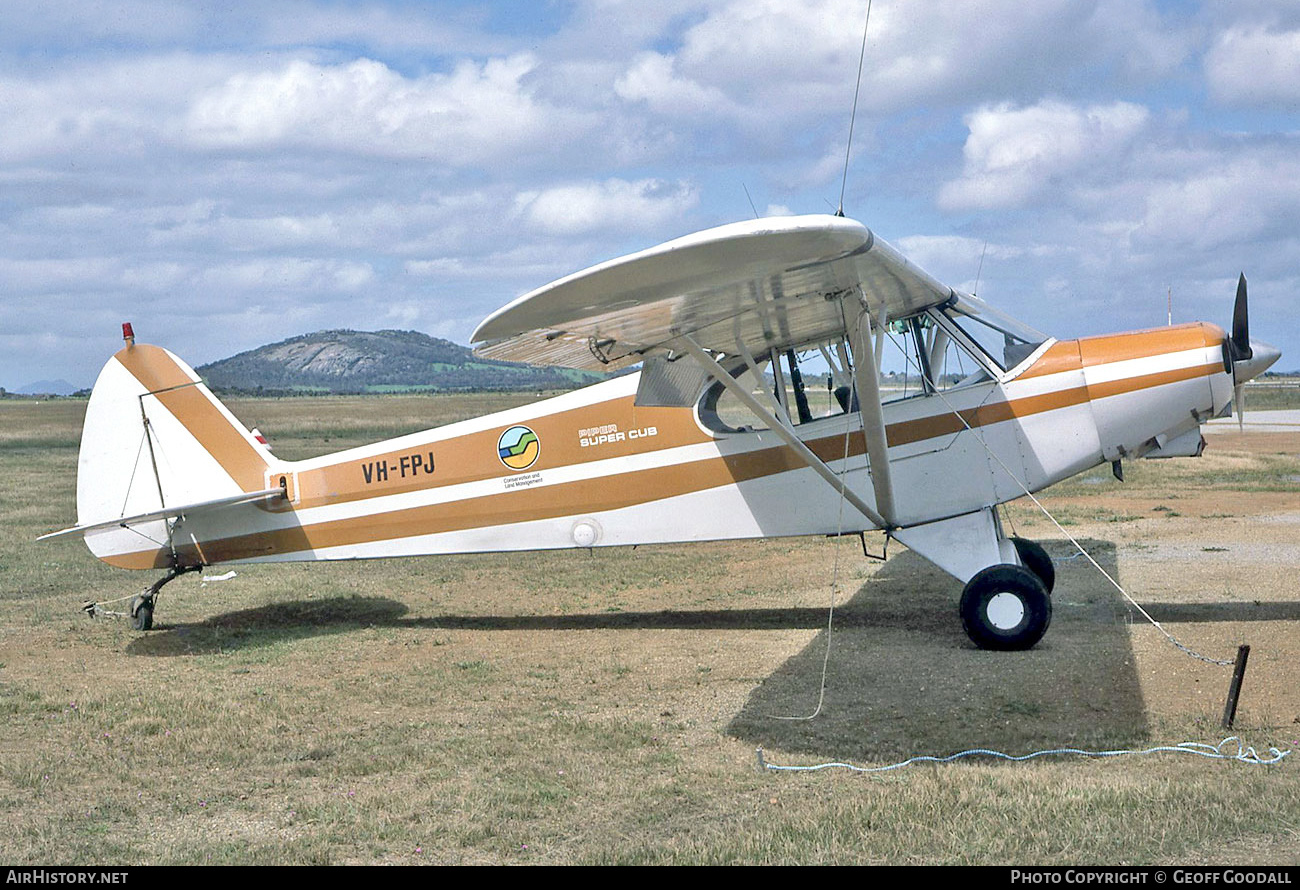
[890,509,1057,650]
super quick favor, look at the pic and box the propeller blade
[1235,381,1245,432]
[1232,273,1253,361]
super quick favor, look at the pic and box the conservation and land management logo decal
[498,425,540,471]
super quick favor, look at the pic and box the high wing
[471,214,953,370]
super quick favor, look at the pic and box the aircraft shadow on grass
[124,539,1290,758]
[726,541,1153,761]
[723,543,1300,761]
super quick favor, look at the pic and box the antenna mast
[837,0,874,217]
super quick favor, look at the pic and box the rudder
[76,333,275,565]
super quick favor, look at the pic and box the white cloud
[119,262,192,293]
[382,300,424,328]
[1205,25,1300,106]
[514,178,699,236]
[1134,149,1300,254]
[185,55,589,166]
[614,52,734,117]
[0,54,233,162]
[616,0,1188,126]
[195,258,374,295]
[893,234,993,294]
[0,257,123,294]
[257,2,504,54]
[4,1,1300,389]
[405,243,576,284]
[939,101,1150,211]
[893,235,1062,293]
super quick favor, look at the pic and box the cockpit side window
[780,344,855,422]
[697,338,857,432]
[878,316,934,401]
[698,360,773,432]
[696,299,1049,430]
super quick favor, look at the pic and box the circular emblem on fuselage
[498,425,540,471]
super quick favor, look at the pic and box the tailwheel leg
[129,565,201,632]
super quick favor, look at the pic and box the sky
[2,0,1298,391]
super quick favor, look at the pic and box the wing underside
[471,214,953,370]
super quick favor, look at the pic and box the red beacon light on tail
[122,322,135,346]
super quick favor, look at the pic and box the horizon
[7,323,1299,398]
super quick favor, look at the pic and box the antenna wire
[838,0,874,216]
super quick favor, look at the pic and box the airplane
[39,214,1280,649]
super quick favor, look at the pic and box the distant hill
[197,329,607,394]
[15,379,77,396]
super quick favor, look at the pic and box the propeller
[1225,273,1282,431]
[1232,273,1249,431]
[1230,273,1252,363]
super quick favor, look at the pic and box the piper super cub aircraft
[41,214,1280,649]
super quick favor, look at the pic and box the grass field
[1,394,1298,865]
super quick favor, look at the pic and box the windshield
[941,295,1048,371]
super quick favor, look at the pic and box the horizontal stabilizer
[37,488,284,542]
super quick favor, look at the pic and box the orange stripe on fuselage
[1018,322,1225,380]
[104,327,1224,568]
[294,397,716,509]
[108,441,814,569]
[1077,322,1226,368]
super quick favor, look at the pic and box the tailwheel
[130,594,154,631]
[122,564,201,631]
[1011,536,1055,594]
[960,564,1051,651]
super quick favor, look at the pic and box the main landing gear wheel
[960,564,1051,651]
[1011,536,1055,594]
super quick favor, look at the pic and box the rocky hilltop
[197,329,604,394]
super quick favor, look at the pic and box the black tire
[960,564,1051,651]
[131,596,154,631]
[1011,536,1055,594]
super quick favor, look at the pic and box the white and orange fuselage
[77,321,1232,577]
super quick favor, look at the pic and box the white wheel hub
[985,592,1025,631]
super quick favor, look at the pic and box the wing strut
[844,301,897,526]
[678,334,890,531]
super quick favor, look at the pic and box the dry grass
[1,397,1298,864]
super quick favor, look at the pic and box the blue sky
[2,0,1297,390]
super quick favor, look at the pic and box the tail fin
[73,336,275,565]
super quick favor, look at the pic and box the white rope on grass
[83,591,138,610]
[756,737,1291,774]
